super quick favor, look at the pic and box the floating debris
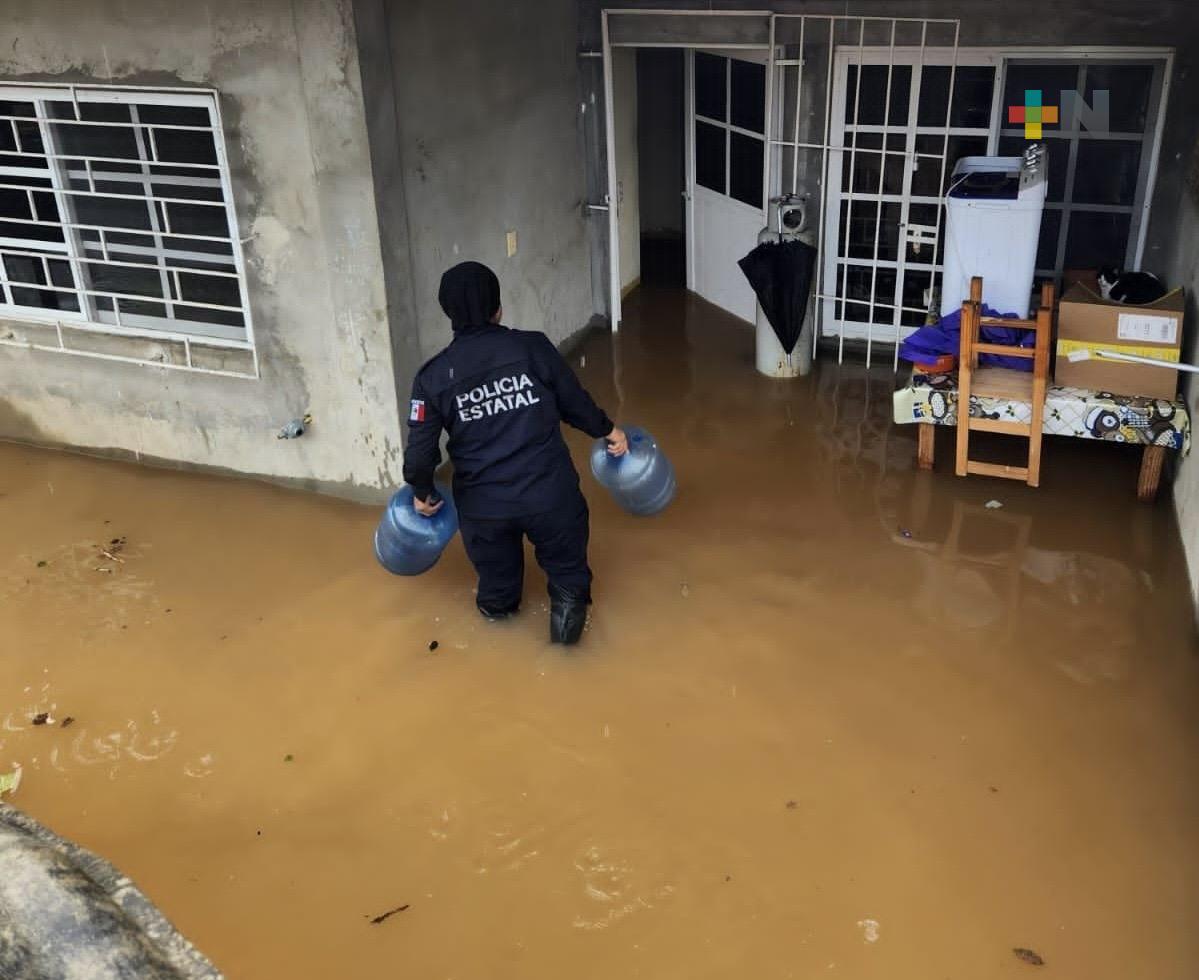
[31,713,50,726]
[428,640,439,652]
[36,560,47,568]
[1013,947,1045,966]
[899,528,913,538]
[785,800,798,810]
[985,499,1004,510]
[283,754,294,763]
[0,765,22,798]
[369,904,409,925]
[857,919,880,943]
[61,716,75,729]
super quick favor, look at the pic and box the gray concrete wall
[1164,129,1199,617]
[0,0,404,500]
[354,0,596,414]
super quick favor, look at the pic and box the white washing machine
[940,145,1048,318]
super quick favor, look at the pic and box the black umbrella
[737,238,817,356]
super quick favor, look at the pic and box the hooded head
[439,261,502,332]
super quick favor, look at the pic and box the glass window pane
[695,52,726,122]
[1036,209,1062,271]
[729,132,763,208]
[178,271,241,309]
[837,265,896,323]
[695,120,725,194]
[912,135,988,198]
[153,128,218,166]
[4,252,78,311]
[845,65,912,127]
[87,262,166,301]
[998,135,1068,202]
[1003,63,1079,138]
[730,59,765,133]
[117,297,169,319]
[1064,211,1131,269]
[165,201,230,238]
[1073,140,1142,206]
[904,202,944,266]
[844,132,906,195]
[1084,64,1154,133]
[74,193,154,232]
[136,104,211,128]
[901,269,935,328]
[918,66,996,128]
[839,200,888,260]
[48,102,141,160]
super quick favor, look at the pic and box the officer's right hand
[413,494,444,516]
[606,427,629,457]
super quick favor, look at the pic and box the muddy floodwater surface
[2,289,1198,979]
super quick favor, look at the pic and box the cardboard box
[1054,274,1184,400]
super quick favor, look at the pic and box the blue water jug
[373,484,459,575]
[589,425,676,516]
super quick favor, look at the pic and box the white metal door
[766,16,962,367]
[686,49,768,324]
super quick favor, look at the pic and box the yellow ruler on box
[1056,339,1180,364]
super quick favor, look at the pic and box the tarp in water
[738,239,817,356]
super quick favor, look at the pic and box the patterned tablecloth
[893,372,1191,454]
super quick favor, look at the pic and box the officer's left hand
[413,495,444,517]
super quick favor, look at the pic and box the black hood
[439,261,501,331]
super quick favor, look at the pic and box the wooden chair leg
[1137,445,1167,503]
[917,423,935,470]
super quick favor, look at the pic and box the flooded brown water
[3,287,1198,979]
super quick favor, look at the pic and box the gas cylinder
[589,425,676,516]
[373,484,459,575]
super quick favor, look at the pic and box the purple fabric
[900,304,1034,372]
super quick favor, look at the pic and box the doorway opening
[609,43,773,327]
[636,49,686,290]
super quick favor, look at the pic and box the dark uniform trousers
[459,491,591,615]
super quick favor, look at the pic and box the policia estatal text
[403,262,627,645]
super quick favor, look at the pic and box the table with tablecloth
[893,371,1191,500]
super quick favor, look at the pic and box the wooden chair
[954,276,1054,487]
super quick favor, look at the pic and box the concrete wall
[1164,129,1199,616]
[614,49,641,293]
[354,0,596,413]
[637,48,686,239]
[0,0,405,500]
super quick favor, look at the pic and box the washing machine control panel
[1020,143,1048,191]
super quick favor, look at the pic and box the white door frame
[601,8,773,330]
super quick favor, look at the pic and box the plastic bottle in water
[373,484,459,575]
[589,425,676,516]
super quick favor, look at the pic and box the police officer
[403,261,627,645]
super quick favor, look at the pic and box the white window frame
[822,45,1172,350]
[0,82,257,377]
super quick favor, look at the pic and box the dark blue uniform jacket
[402,325,613,519]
